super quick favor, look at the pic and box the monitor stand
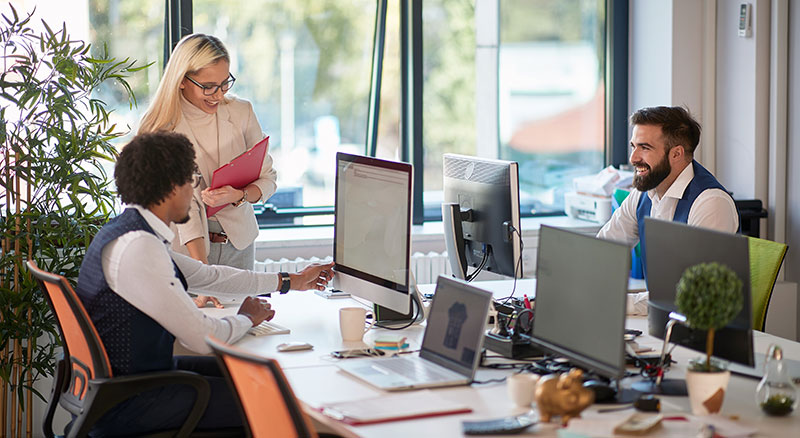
[631,317,688,396]
[373,283,426,326]
[631,378,687,396]
[598,383,642,405]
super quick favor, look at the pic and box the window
[498,0,607,215]
[59,1,622,227]
[420,1,477,218]
[192,0,377,226]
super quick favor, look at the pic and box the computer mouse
[276,342,313,352]
[583,380,617,403]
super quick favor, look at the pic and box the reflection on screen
[335,160,409,286]
[422,281,488,368]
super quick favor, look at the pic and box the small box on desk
[484,332,544,360]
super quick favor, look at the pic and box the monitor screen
[531,225,631,380]
[645,218,753,366]
[333,152,412,313]
[419,276,493,377]
[442,154,522,279]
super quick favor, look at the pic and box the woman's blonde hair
[138,34,229,134]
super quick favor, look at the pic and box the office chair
[748,237,788,331]
[206,336,343,438]
[28,261,236,438]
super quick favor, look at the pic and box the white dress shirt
[597,163,739,246]
[100,205,281,354]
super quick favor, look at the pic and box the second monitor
[442,154,522,280]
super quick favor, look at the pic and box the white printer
[564,192,612,223]
[564,166,633,224]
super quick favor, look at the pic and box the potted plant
[0,5,146,436]
[675,261,743,415]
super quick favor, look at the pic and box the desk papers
[317,390,471,425]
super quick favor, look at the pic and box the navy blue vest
[76,208,187,376]
[636,160,730,280]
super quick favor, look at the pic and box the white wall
[715,0,770,202]
[629,1,673,110]
[787,0,800,338]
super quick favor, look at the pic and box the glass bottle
[756,344,798,416]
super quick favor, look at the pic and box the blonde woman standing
[139,34,276,307]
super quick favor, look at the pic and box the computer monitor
[332,152,412,314]
[442,154,522,280]
[531,226,631,387]
[644,218,753,366]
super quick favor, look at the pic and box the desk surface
[205,281,800,437]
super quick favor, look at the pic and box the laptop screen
[419,276,493,377]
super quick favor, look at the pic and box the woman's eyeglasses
[184,73,236,96]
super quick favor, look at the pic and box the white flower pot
[685,369,731,415]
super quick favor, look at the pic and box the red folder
[205,136,269,218]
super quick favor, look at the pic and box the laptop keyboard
[374,357,455,382]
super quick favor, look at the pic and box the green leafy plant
[675,262,743,372]
[0,5,146,435]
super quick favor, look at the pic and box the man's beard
[632,152,671,192]
[174,214,190,224]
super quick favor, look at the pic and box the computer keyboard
[248,320,291,336]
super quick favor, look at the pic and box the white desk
[205,283,800,437]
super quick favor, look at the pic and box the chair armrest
[68,370,210,438]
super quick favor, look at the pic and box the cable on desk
[471,377,508,385]
[374,292,421,330]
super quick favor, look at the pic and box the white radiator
[254,252,452,285]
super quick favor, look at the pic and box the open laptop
[337,276,492,391]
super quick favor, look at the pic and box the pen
[523,294,532,310]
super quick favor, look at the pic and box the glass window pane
[499,0,606,215]
[421,0,476,218]
[193,1,377,226]
[89,0,164,211]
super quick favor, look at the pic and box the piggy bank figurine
[534,368,595,425]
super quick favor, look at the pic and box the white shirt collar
[647,161,694,202]
[129,204,175,244]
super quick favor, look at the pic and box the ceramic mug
[339,307,375,342]
[507,373,540,408]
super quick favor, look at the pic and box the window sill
[255,215,603,269]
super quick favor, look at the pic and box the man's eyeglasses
[191,172,203,188]
[184,73,236,96]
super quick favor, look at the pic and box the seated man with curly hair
[73,131,333,436]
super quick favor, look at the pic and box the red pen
[523,294,532,310]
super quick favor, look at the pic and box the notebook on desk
[337,276,492,391]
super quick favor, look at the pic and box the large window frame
[161,0,628,228]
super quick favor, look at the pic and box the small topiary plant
[675,262,743,372]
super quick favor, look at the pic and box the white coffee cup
[507,373,539,408]
[339,307,374,342]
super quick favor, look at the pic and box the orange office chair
[28,261,216,438]
[206,336,342,438]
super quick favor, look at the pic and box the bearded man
[596,106,739,279]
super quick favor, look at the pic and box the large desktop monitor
[644,218,754,366]
[531,225,633,401]
[442,154,522,280]
[332,152,413,314]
